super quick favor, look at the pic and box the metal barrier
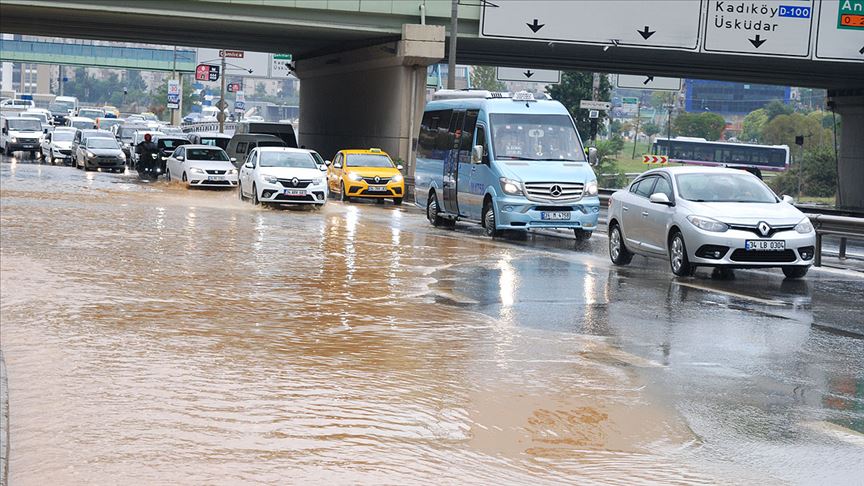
[807,214,864,267]
[180,122,236,134]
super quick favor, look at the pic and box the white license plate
[541,211,571,221]
[745,240,785,251]
[208,175,225,181]
[367,186,388,192]
[283,189,305,196]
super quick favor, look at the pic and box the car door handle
[622,206,629,211]
[642,211,649,217]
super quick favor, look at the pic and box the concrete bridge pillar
[829,90,864,211]
[295,24,444,178]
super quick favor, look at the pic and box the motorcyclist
[135,133,158,171]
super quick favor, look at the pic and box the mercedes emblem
[549,185,563,197]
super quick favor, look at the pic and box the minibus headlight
[586,180,598,196]
[499,177,523,196]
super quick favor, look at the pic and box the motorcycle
[136,152,162,182]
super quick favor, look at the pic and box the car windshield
[52,131,74,142]
[120,127,143,139]
[49,101,75,113]
[79,110,103,118]
[257,141,285,148]
[72,121,94,129]
[676,173,777,203]
[309,152,325,165]
[8,119,42,131]
[158,139,186,149]
[259,152,317,168]
[99,119,123,129]
[187,148,229,161]
[490,114,586,162]
[346,154,393,168]
[142,113,158,121]
[23,113,47,123]
[86,138,119,149]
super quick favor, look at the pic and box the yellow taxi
[102,105,120,118]
[327,148,405,205]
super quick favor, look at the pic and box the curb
[0,349,8,486]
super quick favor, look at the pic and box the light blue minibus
[414,90,601,239]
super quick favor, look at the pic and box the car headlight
[391,173,404,183]
[311,177,324,185]
[585,180,598,196]
[794,218,814,234]
[190,167,206,174]
[263,175,278,184]
[226,168,238,175]
[347,172,363,182]
[499,177,523,195]
[10,137,17,143]
[119,153,126,160]
[86,151,95,158]
[687,215,729,232]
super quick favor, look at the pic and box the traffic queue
[0,89,817,280]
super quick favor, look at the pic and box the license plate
[541,211,571,221]
[23,144,35,148]
[745,240,785,251]
[367,186,388,192]
[208,175,225,181]
[283,189,305,196]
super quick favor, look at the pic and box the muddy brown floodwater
[2,161,863,485]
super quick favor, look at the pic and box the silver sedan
[607,167,816,279]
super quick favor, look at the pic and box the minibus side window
[457,110,479,165]
[475,125,488,164]
[434,109,454,157]
[419,110,443,160]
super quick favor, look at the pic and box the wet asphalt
[1,154,862,485]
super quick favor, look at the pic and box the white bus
[652,137,790,178]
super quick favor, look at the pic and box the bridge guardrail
[180,122,236,134]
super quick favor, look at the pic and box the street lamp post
[219,52,227,134]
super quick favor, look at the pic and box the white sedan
[607,167,816,279]
[238,147,328,206]
[165,145,238,188]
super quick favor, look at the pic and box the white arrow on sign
[702,0,815,58]
[814,0,864,62]
[495,67,561,83]
[616,74,682,91]
[481,0,702,50]
[580,100,612,110]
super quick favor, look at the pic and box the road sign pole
[591,72,600,144]
[631,101,642,158]
[219,52,226,134]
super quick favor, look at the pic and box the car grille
[278,179,312,188]
[274,194,316,202]
[58,149,71,155]
[524,182,584,201]
[196,180,232,186]
[206,169,227,175]
[363,177,391,184]
[729,249,797,263]
[18,138,39,144]
[728,224,796,238]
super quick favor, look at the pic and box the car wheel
[238,182,246,201]
[252,183,260,206]
[340,182,350,202]
[782,266,809,279]
[608,223,633,265]
[166,169,172,182]
[182,172,187,185]
[427,192,446,227]
[393,198,403,206]
[669,231,695,277]
[574,229,592,241]
[482,201,500,238]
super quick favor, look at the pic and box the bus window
[475,125,488,164]
[419,110,443,160]
[457,110,479,165]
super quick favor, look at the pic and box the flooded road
[2,158,863,485]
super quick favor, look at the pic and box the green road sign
[838,0,864,30]
[622,97,639,105]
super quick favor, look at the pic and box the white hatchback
[166,145,238,188]
[238,147,328,206]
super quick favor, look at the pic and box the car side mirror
[781,195,795,204]
[324,159,331,166]
[176,156,184,161]
[471,144,484,164]
[397,164,404,171]
[244,162,253,169]
[1,128,6,135]
[588,147,598,166]
[649,193,673,205]
[230,157,237,163]
[334,161,343,169]
[318,164,327,171]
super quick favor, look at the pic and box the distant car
[71,129,114,169]
[115,123,149,158]
[95,117,124,132]
[607,167,816,279]
[238,147,328,206]
[187,132,231,150]
[77,108,105,120]
[225,133,286,167]
[140,112,159,122]
[152,135,190,172]
[42,127,76,165]
[67,116,97,130]
[0,116,43,156]
[76,136,126,172]
[20,109,53,133]
[0,98,35,110]
[102,105,120,118]
[159,126,188,139]
[126,114,145,122]
[166,145,238,188]
[326,148,405,205]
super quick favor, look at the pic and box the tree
[769,145,837,198]
[762,113,831,148]
[764,100,793,120]
[547,71,612,141]
[642,121,661,138]
[740,108,768,143]
[672,112,726,140]
[470,66,505,91]
[152,75,198,120]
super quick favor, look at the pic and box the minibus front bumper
[495,195,600,231]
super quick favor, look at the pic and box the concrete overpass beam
[296,24,444,177]
[829,91,864,211]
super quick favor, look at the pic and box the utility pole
[58,65,64,96]
[447,0,458,89]
[219,52,227,134]
[590,72,600,143]
[631,101,642,158]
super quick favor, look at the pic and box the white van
[1,116,44,156]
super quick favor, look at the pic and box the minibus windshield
[490,114,585,162]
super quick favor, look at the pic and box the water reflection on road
[1,160,862,485]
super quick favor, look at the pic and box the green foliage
[469,66,505,92]
[672,112,726,140]
[642,121,661,137]
[764,100,793,120]
[769,145,837,198]
[152,76,198,120]
[593,136,628,188]
[762,113,832,148]
[650,91,674,110]
[547,71,612,140]
[741,108,768,143]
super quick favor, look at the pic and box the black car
[153,135,190,172]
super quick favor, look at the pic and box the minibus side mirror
[588,147,598,166]
[471,145,484,164]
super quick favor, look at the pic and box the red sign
[195,64,220,82]
[227,82,242,93]
[219,49,244,58]
[642,155,669,165]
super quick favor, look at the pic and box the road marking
[801,421,864,447]
[673,281,788,306]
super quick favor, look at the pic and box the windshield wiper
[497,156,537,160]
